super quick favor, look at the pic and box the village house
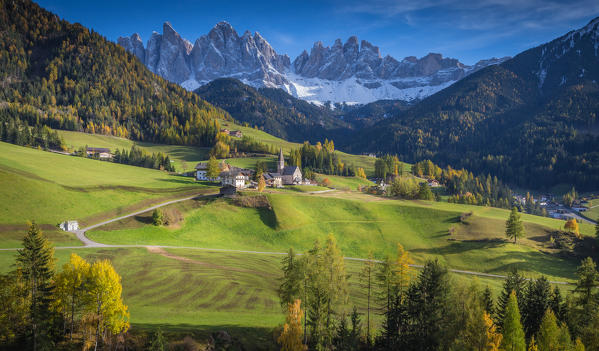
[195,162,209,181]
[220,129,230,135]
[230,130,243,138]
[427,179,441,187]
[220,170,250,189]
[86,147,112,159]
[263,172,283,187]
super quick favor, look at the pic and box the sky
[36,0,599,65]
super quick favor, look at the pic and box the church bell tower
[278,148,285,174]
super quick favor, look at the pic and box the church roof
[282,166,300,176]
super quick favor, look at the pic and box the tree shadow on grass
[411,239,505,256]
[488,250,579,280]
[131,323,277,351]
[258,208,278,230]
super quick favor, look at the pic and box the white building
[220,171,248,189]
[195,162,209,181]
[59,220,79,231]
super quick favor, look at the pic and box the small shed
[59,220,79,231]
[219,184,237,196]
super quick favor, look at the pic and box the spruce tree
[279,248,303,310]
[500,291,526,351]
[16,222,56,351]
[522,276,551,339]
[506,207,525,244]
[483,286,495,315]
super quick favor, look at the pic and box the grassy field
[0,142,216,232]
[0,245,544,349]
[57,130,211,172]
[57,128,383,176]
[314,174,374,190]
[88,193,584,282]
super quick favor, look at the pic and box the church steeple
[278,148,285,174]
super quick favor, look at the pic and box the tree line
[0,223,129,350]
[288,140,358,177]
[0,115,64,150]
[412,159,513,209]
[277,236,599,351]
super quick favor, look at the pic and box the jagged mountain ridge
[118,22,508,104]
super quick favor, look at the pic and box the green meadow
[88,192,584,283]
[0,142,216,234]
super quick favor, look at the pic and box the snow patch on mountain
[118,22,509,104]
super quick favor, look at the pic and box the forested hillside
[195,78,350,142]
[347,18,599,191]
[0,0,228,147]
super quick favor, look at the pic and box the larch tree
[394,243,413,297]
[16,222,56,351]
[500,291,526,351]
[505,207,525,244]
[206,156,220,180]
[278,299,306,351]
[527,337,538,351]
[484,311,502,351]
[53,253,91,340]
[323,234,348,338]
[497,269,526,330]
[537,309,560,351]
[258,175,266,192]
[564,219,580,238]
[87,260,129,351]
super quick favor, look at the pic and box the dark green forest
[0,0,228,148]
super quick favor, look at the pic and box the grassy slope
[58,121,385,175]
[0,142,216,242]
[88,193,584,282]
[0,246,528,348]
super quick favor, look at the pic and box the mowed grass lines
[88,193,581,282]
[0,142,215,227]
[0,246,515,348]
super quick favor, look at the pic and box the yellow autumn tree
[87,260,129,350]
[564,219,580,238]
[53,253,91,340]
[258,175,266,192]
[485,311,502,351]
[394,243,413,294]
[527,336,538,351]
[356,167,367,179]
[277,299,305,351]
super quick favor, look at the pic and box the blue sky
[36,0,599,65]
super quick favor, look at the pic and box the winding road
[0,192,571,285]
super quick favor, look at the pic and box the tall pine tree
[16,222,56,351]
[500,291,526,351]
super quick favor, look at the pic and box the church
[265,149,302,186]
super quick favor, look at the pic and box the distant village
[195,148,315,194]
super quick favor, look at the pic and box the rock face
[118,22,508,104]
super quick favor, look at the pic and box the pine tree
[483,286,495,316]
[16,222,56,351]
[360,251,375,345]
[278,299,306,351]
[148,327,166,351]
[521,276,551,339]
[505,207,525,244]
[500,291,526,351]
[279,248,303,309]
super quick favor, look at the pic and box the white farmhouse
[59,220,79,231]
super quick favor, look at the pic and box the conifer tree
[483,286,495,316]
[17,222,56,351]
[484,311,502,351]
[522,276,551,339]
[500,291,526,351]
[360,251,375,344]
[497,269,526,330]
[528,336,538,351]
[279,248,303,309]
[505,207,525,243]
[537,309,560,351]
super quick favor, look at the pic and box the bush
[152,209,164,226]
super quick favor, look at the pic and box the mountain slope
[0,0,227,147]
[349,17,599,191]
[194,78,350,142]
[119,22,508,104]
